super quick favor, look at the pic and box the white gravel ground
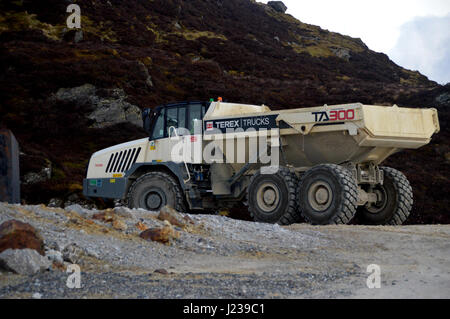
[0,202,449,299]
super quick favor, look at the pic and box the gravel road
[0,202,449,299]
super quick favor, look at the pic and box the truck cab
[83,101,213,211]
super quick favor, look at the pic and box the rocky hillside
[0,0,448,223]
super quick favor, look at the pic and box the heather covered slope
[0,0,448,223]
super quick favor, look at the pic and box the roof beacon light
[218,97,223,102]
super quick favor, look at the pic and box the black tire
[297,164,358,225]
[127,171,186,212]
[358,167,413,225]
[247,167,300,225]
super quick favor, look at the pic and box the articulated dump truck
[83,100,440,225]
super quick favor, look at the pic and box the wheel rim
[142,189,166,211]
[307,180,333,212]
[256,182,281,213]
[365,186,388,214]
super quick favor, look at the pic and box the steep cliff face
[0,0,448,223]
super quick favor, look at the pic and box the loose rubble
[0,202,448,298]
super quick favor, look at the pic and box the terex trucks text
[83,100,440,225]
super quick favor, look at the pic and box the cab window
[151,103,206,139]
[166,107,178,135]
[151,108,165,139]
[167,106,188,136]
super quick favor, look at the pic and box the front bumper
[83,178,128,200]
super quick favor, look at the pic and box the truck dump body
[204,102,440,168]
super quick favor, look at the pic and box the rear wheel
[247,167,300,225]
[127,171,186,212]
[358,167,413,225]
[297,164,358,225]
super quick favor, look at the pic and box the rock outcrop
[22,160,52,185]
[267,1,287,13]
[54,84,142,128]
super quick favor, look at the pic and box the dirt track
[0,203,449,298]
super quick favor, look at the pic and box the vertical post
[0,129,20,204]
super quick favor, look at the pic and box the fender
[83,161,189,200]
[125,162,189,190]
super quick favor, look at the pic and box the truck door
[147,108,167,163]
[169,103,204,165]
[147,103,206,164]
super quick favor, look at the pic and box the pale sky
[259,0,450,83]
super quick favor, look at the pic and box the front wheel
[127,171,186,212]
[358,167,413,225]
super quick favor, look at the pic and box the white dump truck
[83,100,440,225]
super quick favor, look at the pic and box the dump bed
[204,102,440,167]
[276,103,440,149]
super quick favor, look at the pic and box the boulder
[45,240,64,252]
[135,222,148,231]
[92,209,127,231]
[0,220,45,255]
[268,1,287,13]
[62,243,84,264]
[0,249,51,275]
[45,249,64,265]
[48,198,64,208]
[158,205,193,228]
[92,210,115,223]
[139,224,179,244]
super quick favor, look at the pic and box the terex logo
[206,122,213,131]
[215,120,240,129]
[312,109,355,122]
